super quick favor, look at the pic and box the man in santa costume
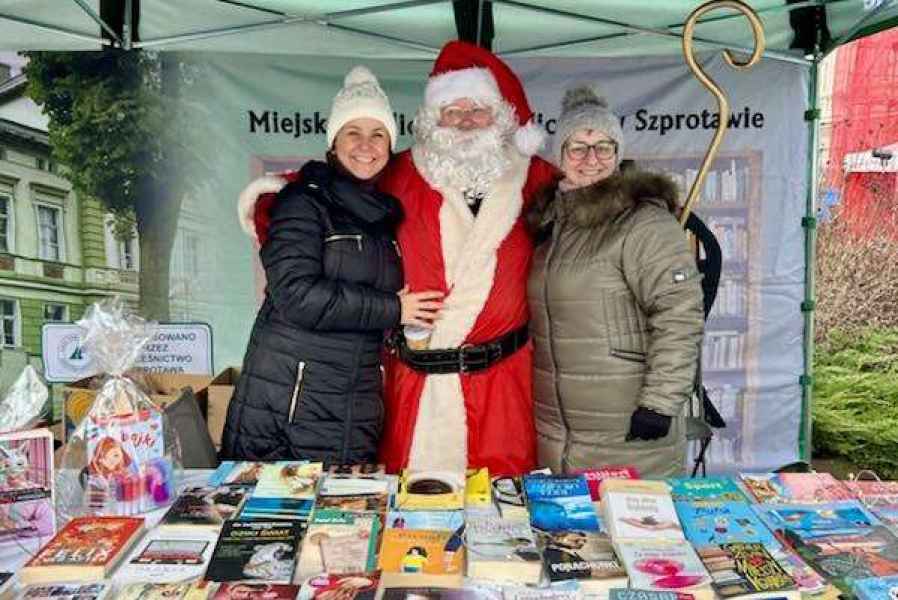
[239,41,558,476]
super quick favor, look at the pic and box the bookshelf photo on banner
[640,151,762,470]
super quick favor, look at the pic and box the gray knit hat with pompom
[552,84,623,167]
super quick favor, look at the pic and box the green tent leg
[800,59,820,464]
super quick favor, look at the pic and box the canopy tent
[2,0,897,469]
[0,0,895,60]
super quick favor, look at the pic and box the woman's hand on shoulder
[397,285,444,328]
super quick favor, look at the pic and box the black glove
[626,407,672,441]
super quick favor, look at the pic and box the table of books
[3,464,898,600]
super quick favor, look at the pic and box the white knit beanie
[552,84,623,167]
[326,66,398,151]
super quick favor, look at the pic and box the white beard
[413,101,517,198]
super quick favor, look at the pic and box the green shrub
[813,328,898,479]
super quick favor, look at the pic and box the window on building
[36,204,62,261]
[119,235,135,271]
[43,303,68,322]
[0,194,10,253]
[36,158,45,171]
[0,299,18,347]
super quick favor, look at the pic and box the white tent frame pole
[134,0,446,51]
[70,0,122,46]
[495,0,809,64]
[0,12,106,45]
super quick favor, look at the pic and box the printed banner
[172,51,808,472]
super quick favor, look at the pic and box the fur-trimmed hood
[526,169,679,233]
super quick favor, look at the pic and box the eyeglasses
[565,140,618,161]
[440,106,493,125]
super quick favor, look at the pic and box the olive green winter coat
[526,170,704,478]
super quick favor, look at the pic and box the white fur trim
[237,175,288,240]
[514,121,545,156]
[425,67,501,108]
[406,148,530,475]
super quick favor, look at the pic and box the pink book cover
[779,473,853,503]
[844,480,898,501]
[0,428,55,544]
[741,473,853,504]
[212,583,300,599]
[571,466,640,501]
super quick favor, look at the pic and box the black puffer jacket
[221,160,403,464]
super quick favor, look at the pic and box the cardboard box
[62,372,214,443]
[198,367,240,448]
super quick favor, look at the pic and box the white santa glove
[237,174,289,242]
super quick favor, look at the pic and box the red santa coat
[378,148,557,476]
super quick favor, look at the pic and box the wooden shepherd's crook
[680,0,765,226]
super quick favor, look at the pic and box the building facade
[0,66,139,390]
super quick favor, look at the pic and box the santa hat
[326,65,398,151]
[424,40,544,156]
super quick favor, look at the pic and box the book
[739,473,853,505]
[751,501,882,539]
[298,571,380,600]
[327,464,386,476]
[375,575,463,599]
[675,501,777,547]
[852,575,898,600]
[667,477,749,503]
[535,529,627,593]
[377,528,464,580]
[159,486,248,530]
[118,582,212,599]
[208,462,266,488]
[395,471,465,511]
[615,541,713,597]
[20,516,144,584]
[114,528,218,583]
[211,583,300,599]
[489,476,529,520]
[465,468,491,509]
[85,409,163,480]
[297,511,380,578]
[523,474,601,533]
[205,520,303,584]
[608,590,698,600]
[572,466,640,501]
[241,462,322,522]
[315,474,391,514]
[253,461,322,498]
[844,480,898,501]
[781,524,898,596]
[501,583,581,600]
[696,542,796,598]
[378,582,504,600]
[0,428,55,545]
[464,512,541,585]
[602,479,683,542]
[18,583,111,599]
[385,510,465,531]
[763,546,829,596]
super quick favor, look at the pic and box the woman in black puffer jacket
[221,67,442,464]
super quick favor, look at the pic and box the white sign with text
[42,323,213,382]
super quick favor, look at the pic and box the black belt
[396,324,529,374]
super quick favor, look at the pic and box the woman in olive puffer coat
[526,85,704,478]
